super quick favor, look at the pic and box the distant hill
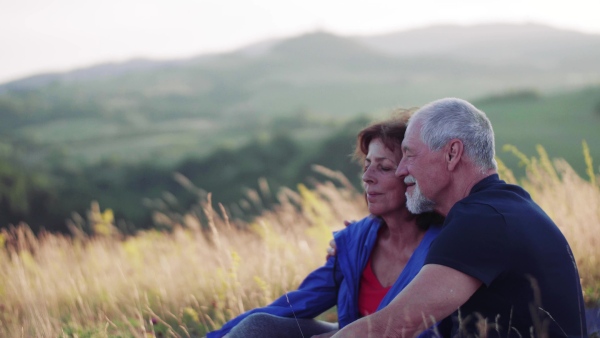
[0,56,223,93]
[4,23,600,90]
[359,23,600,63]
[0,23,599,168]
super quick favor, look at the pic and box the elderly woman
[207,112,446,338]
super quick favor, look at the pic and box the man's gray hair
[410,98,497,171]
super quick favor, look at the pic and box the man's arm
[331,264,482,338]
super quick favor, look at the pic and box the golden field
[0,147,598,337]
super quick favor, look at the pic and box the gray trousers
[227,313,339,338]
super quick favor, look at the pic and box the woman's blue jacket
[207,216,442,338]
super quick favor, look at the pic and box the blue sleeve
[207,256,342,338]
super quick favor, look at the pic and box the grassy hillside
[10,84,600,175]
[4,86,598,235]
[473,87,600,177]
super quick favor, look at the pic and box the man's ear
[446,139,463,171]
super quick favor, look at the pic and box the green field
[474,87,600,177]
[12,86,600,175]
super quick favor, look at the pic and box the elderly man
[332,98,587,338]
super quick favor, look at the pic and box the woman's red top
[358,255,391,316]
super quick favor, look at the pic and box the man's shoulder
[456,181,532,213]
[446,182,545,233]
[450,197,503,219]
[469,178,530,202]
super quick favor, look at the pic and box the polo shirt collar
[469,173,500,195]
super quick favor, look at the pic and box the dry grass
[0,155,598,337]
[0,169,366,337]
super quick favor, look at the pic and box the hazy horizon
[2,0,600,84]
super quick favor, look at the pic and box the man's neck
[437,169,497,216]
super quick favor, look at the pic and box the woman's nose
[362,167,375,183]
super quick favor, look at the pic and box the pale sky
[1,0,600,84]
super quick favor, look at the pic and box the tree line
[0,117,370,235]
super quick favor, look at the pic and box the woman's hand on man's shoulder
[326,220,356,260]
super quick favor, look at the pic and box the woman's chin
[368,207,387,217]
[368,208,379,216]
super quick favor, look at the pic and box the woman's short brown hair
[353,109,412,165]
[353,108,444,230]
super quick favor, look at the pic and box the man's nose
[396,158,408,178]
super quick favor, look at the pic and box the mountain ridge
[3,23,600,91]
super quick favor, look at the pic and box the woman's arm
[207,257,343,338]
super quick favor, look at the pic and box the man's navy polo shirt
[425,174,587,337]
